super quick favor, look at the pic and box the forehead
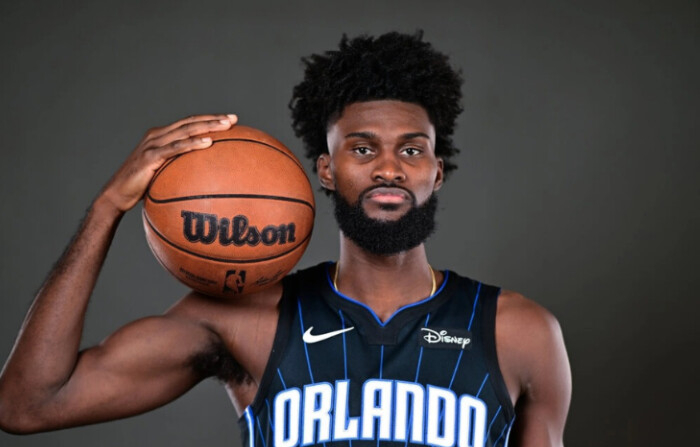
[327,100,435,141]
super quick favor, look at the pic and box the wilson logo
[181,211,296,246]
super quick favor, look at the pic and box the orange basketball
[142,125,315,298]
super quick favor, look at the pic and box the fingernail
[201,137,212,143]
[227,114,238,122]
[219,119,230,125]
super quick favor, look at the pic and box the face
[318,100,444,255]
[319,100,444,221]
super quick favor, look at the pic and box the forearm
[0,114,235,433]
[0,194,123,401]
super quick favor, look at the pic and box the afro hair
[289,31,463,179]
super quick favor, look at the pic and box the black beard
[331,188,438,256]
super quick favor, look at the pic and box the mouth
[363,186,412,205]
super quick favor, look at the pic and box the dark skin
[0,101,571,446]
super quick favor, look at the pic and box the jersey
[239,262,516,447]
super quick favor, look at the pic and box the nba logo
[223,269,246,294]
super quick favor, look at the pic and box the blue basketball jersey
[239,262,515,447]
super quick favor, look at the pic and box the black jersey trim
[482,286,517,421]
[238,272,298,423]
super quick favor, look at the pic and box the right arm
[0,114,237,433]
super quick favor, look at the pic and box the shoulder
[163,281,286,382]
[496,290,563,341]
[161,263,328,341]
[495,290,569,400]
[165,262,326,320]
[165,281,285,333]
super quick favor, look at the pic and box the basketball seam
[212,138,304,170]
[145,193,314,212]
[147,156,179,193]
[147,138,313,204]
[143,210,312,264]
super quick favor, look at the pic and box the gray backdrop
[1,0,698,446]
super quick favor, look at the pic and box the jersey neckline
[320,261,456,345]
[323,261,450,327]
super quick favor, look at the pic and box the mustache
[358,183,417,204]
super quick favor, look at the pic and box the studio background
[1,0,698,446]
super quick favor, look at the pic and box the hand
[99,114,238,213]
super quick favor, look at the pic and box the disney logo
[421,328,471,350]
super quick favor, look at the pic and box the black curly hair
[289,31,463,182]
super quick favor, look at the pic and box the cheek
[413,168,440,198]
[331,171,363,202]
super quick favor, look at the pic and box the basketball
[142,125,315,298]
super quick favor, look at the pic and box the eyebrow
[344,131,432,140]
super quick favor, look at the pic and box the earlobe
[433,158,444,191]
[316,153,336,191]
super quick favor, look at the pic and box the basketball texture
[142,125,315,298]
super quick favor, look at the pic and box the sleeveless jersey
[239,262,515,447]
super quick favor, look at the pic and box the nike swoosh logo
[303,326,355,344]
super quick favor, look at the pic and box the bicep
[38,315,216,431]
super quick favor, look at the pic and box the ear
[433,158,444,191]
[316,153,336,191]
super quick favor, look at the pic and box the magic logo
[267,379,488,447]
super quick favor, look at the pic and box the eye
[353,146,373,156]
[401,147,422,156]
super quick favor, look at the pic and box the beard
[331,186,438,256]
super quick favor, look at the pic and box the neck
[334,234,443,322]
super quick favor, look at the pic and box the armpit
[189,340,252,385]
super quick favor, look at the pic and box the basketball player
[0,32,571,446]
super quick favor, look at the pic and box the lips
[364,186,411,204]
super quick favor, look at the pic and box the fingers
[145,114,237,141]
[98,114,240,213]
[150,135,215,161]
[143,114,238,150]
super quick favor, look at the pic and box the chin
[373,212,407,223]
[332,190,438,255]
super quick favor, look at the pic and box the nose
[372,152,406,183]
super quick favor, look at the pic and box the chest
[280,284,491,396]
[242,270,517,447]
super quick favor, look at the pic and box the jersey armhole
[482,286,517,421]
[238,273,298,419]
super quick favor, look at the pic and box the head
[289,31,464,184]
[289,32,464,254]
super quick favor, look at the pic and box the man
[0,32,571,446]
